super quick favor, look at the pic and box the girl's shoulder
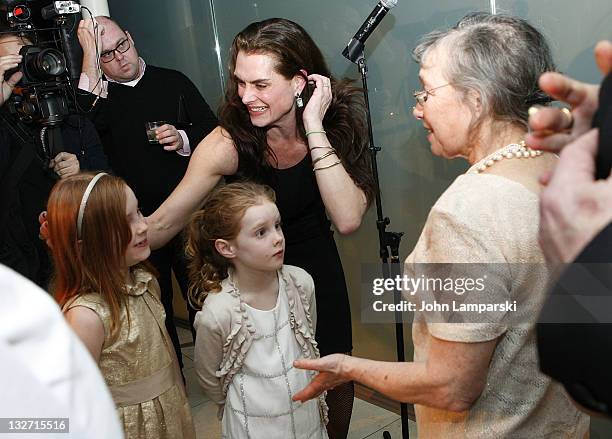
[281,265,315,299]
[281,264,313,285]
[198,279,239,312]
[63,292,110,329]
[200,288,236,308]
[194,281,238,333]
[64,292,106,311]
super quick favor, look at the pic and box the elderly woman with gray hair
[293,12,590,438]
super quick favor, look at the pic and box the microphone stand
[346,50,410,439]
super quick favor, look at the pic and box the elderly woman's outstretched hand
[302,74,333,132]
[526,40,612,153]
[292,354,351,402]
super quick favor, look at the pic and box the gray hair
[413,12,556,133]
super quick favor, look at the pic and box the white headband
[77,173,107,239]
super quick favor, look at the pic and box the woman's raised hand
[302,74,333,131]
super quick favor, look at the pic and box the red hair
[47,173,146,339]
[185,182,276,308]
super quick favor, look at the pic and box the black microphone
[342,0,398,63]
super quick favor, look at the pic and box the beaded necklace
[474,140,542,174]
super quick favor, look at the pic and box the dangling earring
[295,94,304,108]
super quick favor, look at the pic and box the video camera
[0,0,83,125]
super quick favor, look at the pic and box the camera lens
[35,49,66,76]
[24,48,66,80]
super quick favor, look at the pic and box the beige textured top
[194,264,328,424]
[65,268,195,439]
[404,155,589,438]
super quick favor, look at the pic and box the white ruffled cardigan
[193,264,328,422]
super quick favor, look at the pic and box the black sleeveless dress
[228,153,352,355]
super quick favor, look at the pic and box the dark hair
[219,18,375,204]
[0,29,31,43]
[0,20,10,34]
[185,182,277,308]
[413,12,556,138]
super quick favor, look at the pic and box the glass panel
[496,0,612,83]
[107,0,224,107]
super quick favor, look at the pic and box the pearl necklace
[475,141,542,173]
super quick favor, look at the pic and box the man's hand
[155,124,184,151]
[77,18,104,94]
[77,18,104,59]
[292,354,351,402]
[0,54,23,106]
[49,152,80,179]
[527,40,612,152]
[539,129,612,262]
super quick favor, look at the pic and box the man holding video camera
[0,28,108,287]
[76,16,217,368]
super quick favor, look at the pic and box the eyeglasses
[100,36,130,63]
[413,83,450,107]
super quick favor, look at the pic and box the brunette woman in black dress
[148,18,375,438]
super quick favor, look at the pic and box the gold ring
[528,105,541,117]
[561,107,573,129]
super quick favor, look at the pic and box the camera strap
[0,112,58,232]
[0,112,49,164]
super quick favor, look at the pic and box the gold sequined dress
[65,268,195,439]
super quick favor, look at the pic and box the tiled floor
[177,326,417,439]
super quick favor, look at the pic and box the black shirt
[77,65,218,215]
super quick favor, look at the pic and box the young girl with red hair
[45,172,194,439]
